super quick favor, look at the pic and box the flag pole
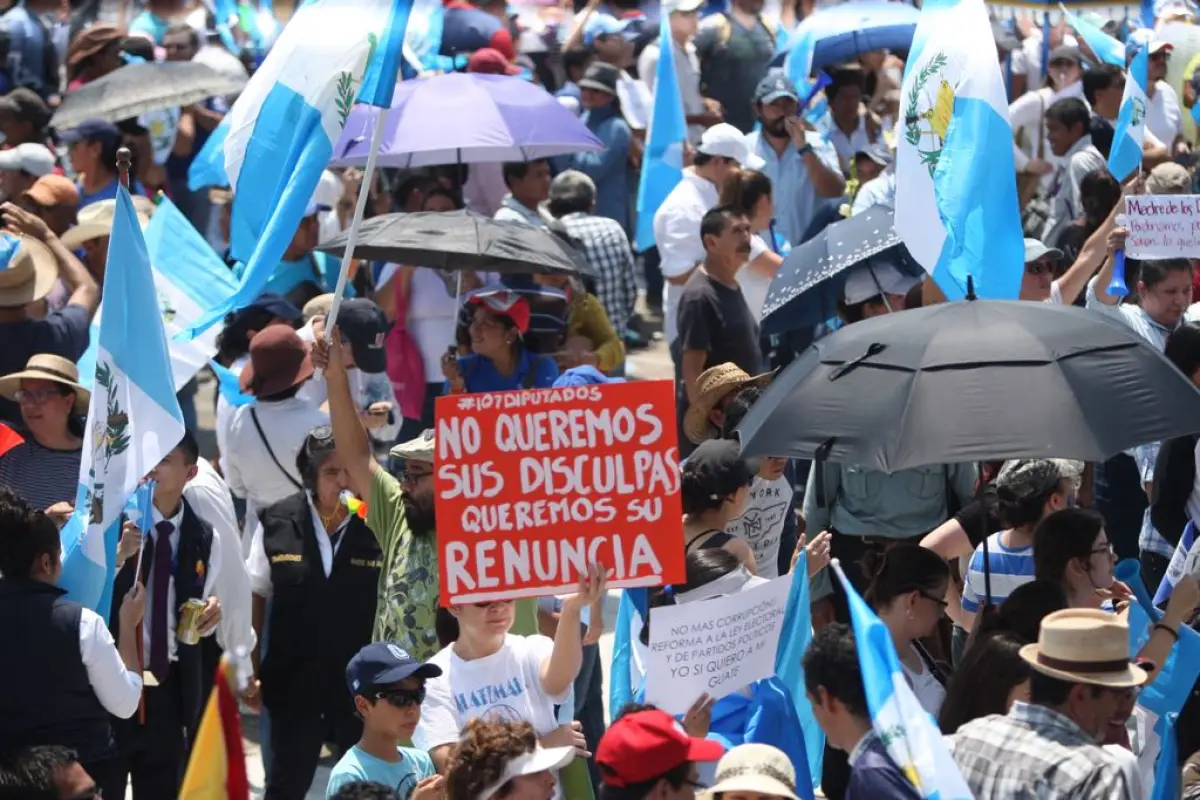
[323,109,389,346]
[115,145,147,727]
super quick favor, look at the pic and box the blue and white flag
[187,117,230,191]
[186,0,415,336]
[77,197,238,392]
[634,12,688,253]
[833,561,973,799]
[1153,520,1197,606]
[895,0,1025,301]
[1109,44,1150,182]
[1061,6,1126,67]
[58,187,185,617]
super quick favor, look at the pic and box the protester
[59,195,156,285]
[243,425,382,798]
[326,643,443,799]
[240,201,333,308]
[0,746,100,800]
[1145,40,1186,153]
[971,579,1069,647]
[825,67,879,175]
[62,120,138,208]
[680,438,758,568]
[938,632,1032,734]
[683,362,771,449]
[947,609,1148,798]
[316,330,443,662]
[109,432,222,799]
[0,141,53,203]
[64,24,123,89]
[803,623,922,800]
[1083,64,1168,166]
[532,271,624,374]
[717,167,785,323]
[1010,44,1086,186]
[637,0,717,144]
[694,0,779,133]
[1045,171,1121,271]
[559,62,632,233]
[443,719,572,800]
[594,707,723,799]
[0,488,145,798]
[1039,97,1105,244]
[443,288,559,393]
[704,743,803,800]
[494,160,551,227]
[1147,161,1193,195]
[1032,507,1120,609]
[21,175,81,239]
[0,354,86,509]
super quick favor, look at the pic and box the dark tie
[149,521,174,682]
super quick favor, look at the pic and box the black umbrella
[760,206,920,335]
[737,298,1200,471]
[318,209,595,276]
[51,62,247,130]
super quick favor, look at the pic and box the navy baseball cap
[335,298,389,374]
[248,292,302,321]
[59,119,122,145]
[755,71,800,105]
[346,642,442,696]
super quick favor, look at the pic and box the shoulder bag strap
[249,407,304,492]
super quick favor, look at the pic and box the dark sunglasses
[919,590,949,610]
[373,686,426,708]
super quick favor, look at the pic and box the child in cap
[326,643,445,800]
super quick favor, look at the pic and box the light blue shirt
[746,130,841,246]
[129,10,170,44]
[326,745,435,799]
[851,170,896,216]
[1,2,47,95]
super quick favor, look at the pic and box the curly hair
[445,719,537,800]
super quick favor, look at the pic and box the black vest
[110,501,213,737]
[0,580,114,763]
[258,492,381,712]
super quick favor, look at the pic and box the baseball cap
[553,366,626,387]
[1048,45,1084,66]
[1149,40,1175,55]
[1024,238,1064,264]
[583,14,634,46]
[663,0,705,12]
[597,709,724,787]
[578,61,620,96]
[23,175,79,208]
[248,291,302,322]
[996,458,1083,500]
[0,88,50,131]
[59,119,122,146]
[685,438,757,496]
[0,143,56,177]
[334,298,389,374]
[468,287,532,334]
[855,141,891,167]
[698,123,766,170]
[467,47,521,75]
[843,257,921,305]
[345,642,442,696]
[754,71,800,105]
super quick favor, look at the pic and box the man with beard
[316,330,441,663]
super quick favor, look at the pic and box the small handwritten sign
[1125,195,1200,259]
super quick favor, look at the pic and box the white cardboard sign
[1125,195,1200,259]
[644,573,792,716]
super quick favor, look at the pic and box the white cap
[0,143,56,177]
[698,123,766,171]
[843,260,921,305]
[479,747,575,800]
[664,0,705,12]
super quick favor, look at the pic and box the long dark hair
[938,631,1029,734]
[640,549,741,645]
[863,544,950,610]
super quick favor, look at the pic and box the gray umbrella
[736,298,1200,471]
[318,209,595,276]
[51,61,247,130]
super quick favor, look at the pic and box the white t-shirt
[735,235,773,323]
[827,117,873,174]
[901,644,945,716]
[416,635,570,794]
[1146,81,1184,148]
[725,474,791,579]
[654,170,719,345]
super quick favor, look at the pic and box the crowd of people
[2,0,1200,798]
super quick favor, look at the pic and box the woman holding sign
[414,566,607,797]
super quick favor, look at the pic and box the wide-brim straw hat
[703,743,799,800]
[0,353,90,412]
[0,236,59,307]
[684,362,773,445]
[1019,608,1150,689]
[60,195,156,249]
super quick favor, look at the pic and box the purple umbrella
[331,73,604,168]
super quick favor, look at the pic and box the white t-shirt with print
[415,635,570,786]
[725,474,791,579]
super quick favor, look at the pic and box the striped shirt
[961,531,1035,612]
[0,438,82,511]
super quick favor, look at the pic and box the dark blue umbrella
[770,2,919,74]
[760,206,922,335]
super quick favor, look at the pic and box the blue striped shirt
[962,531,1036,612]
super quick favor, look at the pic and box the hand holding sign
[562,563,607,618]
[1123,195,1200,259]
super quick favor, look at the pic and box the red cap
[488,28,516,61]
[468,288,531,334]
[596,710,724,787]
[467,47,521,75]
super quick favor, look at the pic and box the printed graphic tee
[726,475,792,579]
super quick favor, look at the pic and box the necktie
[149,520,174,683]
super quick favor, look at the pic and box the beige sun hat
[0,353,90,413]
[1019,608,1150,689]
[703,743,799,800]
[684,363,773,445]
[60,195,156,249]
[390,428,435,463]
[0,236,59,308]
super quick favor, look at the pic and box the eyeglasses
[373,686,426,708]
[15,387,63,406]
[1090,543,1116,558]
[919,590,949,610]
[398,468,433,487]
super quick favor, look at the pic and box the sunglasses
[919,590,949,610]
[373,686,426,708]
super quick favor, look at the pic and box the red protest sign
[434,379,684,606]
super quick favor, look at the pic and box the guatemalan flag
[1108,43,1150,182]
[185,0,415,335]
[1060,5,1126,67]
[633,7,687,253]
[895,0,1024,301]
[1153,520,1198,606]
[833,561,973,799]
[58,186,185,617]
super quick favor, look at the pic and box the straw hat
[60,196,156,249]
[0,354,90,413]
[0,236,59,308]
[684,363,772,445]
[704,744,799,800]
[1019,608,1150,689]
